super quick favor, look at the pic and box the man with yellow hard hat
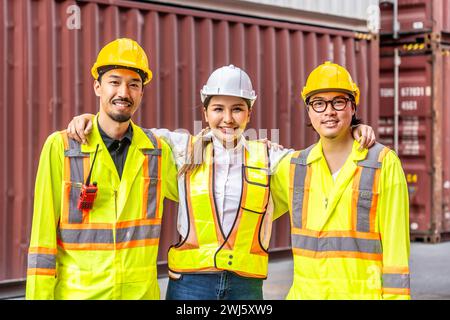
[271,61,411,299]
[26,38,178,299]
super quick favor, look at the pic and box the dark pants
[165,272,264,300]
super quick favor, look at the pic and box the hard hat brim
[304,88,357,104]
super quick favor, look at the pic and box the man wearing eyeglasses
[271,61,411,300]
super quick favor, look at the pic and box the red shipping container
[379,46,450,242]
[380,0,450,40]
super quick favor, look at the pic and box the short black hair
[97,65,147,84]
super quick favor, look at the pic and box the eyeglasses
[307,97,351,113]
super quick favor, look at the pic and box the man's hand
[259,138,285,151]
[67,114,95,144]
[352,124,376,150]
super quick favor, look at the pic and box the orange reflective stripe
[116,219,161,228]
[370,168,381,232]
[27,268,56,276]
[60,130,69,149]
[292,247,383,261]
[169,266,221,273]
[292,228,381,240]
[59,222,113,229]
[378,147,390,162]
[383,266,410,274]
[62,181,71,225]
[382,288,410,296]
[57,241,114,250]
[58,220,162,249]
[60,219,161,230]
[28,247,57,255]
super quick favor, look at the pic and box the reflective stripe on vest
[58,130,162,249]
[382,273,410,289]
[142,129,162,220]
[290,143,387,258]
[355,143,384,232]
[27,247,57,276]
[64,138,89,224]
[58,224,161,244]
[290,144,315,229]
[168,140,270,278]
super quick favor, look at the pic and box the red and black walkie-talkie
[77,144,99,211]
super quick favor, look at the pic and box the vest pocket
[243,165,269,187]
[242,166,269,214]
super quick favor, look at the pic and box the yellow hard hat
[91,38,153,85]
[301,61,360,105]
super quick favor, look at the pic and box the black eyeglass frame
[307,97,353,113]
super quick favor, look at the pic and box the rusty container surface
[0,0,379,283]
[380,0,450,40]
[379,45,450,242]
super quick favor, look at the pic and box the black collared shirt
[98,121,133,180]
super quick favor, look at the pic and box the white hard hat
[200,64,257,107]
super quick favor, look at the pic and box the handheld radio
[77,144,99,211]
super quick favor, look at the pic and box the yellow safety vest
[26,116,178,299]
[284,141,410,300]
[168,140,270,278]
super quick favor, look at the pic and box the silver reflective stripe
[27,253,56,269]
[58,228,113,244]
[291,234,382,254]
[69,184,83,223]
[65,138,88,223]
[290,144,315,229]
[383,273,410,289]
[356,143,385,232]
[116,224,162,243]
[142,129,158,149]
[66,139,85,183]
[142,129,161,220]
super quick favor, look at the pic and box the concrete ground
[158,242,450,300]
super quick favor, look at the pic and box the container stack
[379,0,450,242]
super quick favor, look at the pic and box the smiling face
[307,91,355,140]
[203,95,252,146]
[94,68,144,123]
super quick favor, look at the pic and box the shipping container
[149,0,380,32]
[379,44,450,242]
[0,0,379,285]
[380,0,450,43]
